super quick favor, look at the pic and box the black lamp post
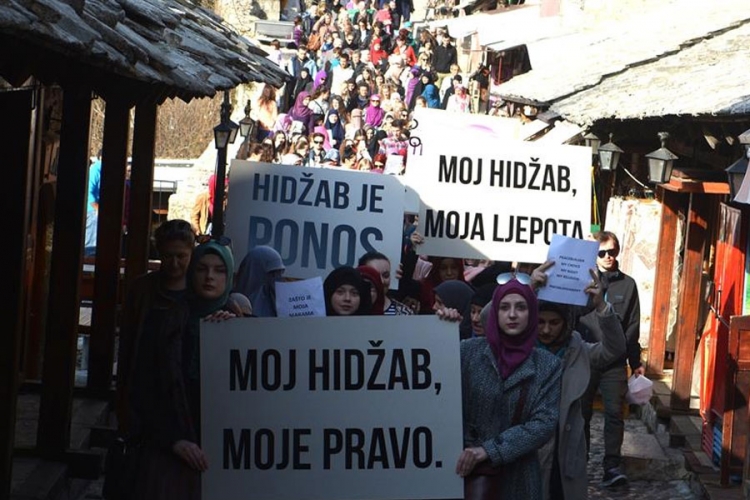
[645,132,678,184]
[212,91,239,238]
[597,133,623,172]
[239,100,257,142]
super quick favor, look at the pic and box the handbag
[102,434,143,500]
[306,32,322,51]
[463,382,530,500]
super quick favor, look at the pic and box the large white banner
[225,161,405,280]
[405,108,592,263]
[200,317,464,500]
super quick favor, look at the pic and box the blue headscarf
[324,109,346,146]
[422,84,441,109]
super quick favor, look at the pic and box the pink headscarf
[484,279,539,379]
[364,94,385,127]
[313,125,332,150]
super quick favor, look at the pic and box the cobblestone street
[586,412,703,500]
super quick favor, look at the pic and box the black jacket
[577,265,641,371]
[433,43,457,73]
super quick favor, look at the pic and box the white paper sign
[275,277,326,317]
[404,108,591,263]
[537,234,599,306]
[225,161,405,282]
[200,317,464,500]
[384,154,404,175]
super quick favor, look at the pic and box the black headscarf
[323,266,372,316]
[434,280,475,339]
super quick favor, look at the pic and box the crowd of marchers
[107,206,641,500]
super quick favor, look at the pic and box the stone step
[11,458,67,500]
[622,423,691,481]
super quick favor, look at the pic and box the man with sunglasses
[576,231,641,488]
[307,132,327,167]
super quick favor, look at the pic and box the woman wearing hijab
[468,283,496,336]
[324,109,347,148]
[433,280,475,339]
[420,73,441,109]
[289,91,316,136]
[357,265,385,315]
[130,239,237,499]
[532,267,625,500]
[323,266,372,316]
[234,246,286,318]
[292,68,314,102]
[404,65,422,110]
[313,69,328,91]
[364,93,386,128]
[456,277,562,500]
[369,36,389,67]
[418,256,465,313]
[446,83,472,113]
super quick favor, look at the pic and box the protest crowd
[221,0,512,172]
[113,203,642,500]
[107,2,645,498]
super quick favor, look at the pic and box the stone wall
[215,0,281,34]
[167,84,259,225]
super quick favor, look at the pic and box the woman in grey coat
[456,277,562,500]
[533,266,626,500]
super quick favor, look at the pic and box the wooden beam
[671,194,712,411]
[124,101,157,290]
[660,178,730,194]
[647,188,684,377]
[38,87,91,456]
[87,98,130,395]
[0,87,34,500]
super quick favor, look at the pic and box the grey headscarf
[234,246,285,317]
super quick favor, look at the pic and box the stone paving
[586,412,704,500]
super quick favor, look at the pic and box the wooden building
[0,0,287,497]
[486,0,750,488]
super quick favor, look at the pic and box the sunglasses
[598,249,619,258]
[314,140,324,145]
[196,234,232,246]
[496,272,532,286]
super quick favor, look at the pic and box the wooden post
[671,193,711,411]
[0,88,34,500]
[723,315,750,486]
[87,98,130,395]
[647,188,683,376]
[124,101,157,290]
[38,87,91,456]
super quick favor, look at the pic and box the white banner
[200,317,464,500]
[404,108,592,263]
[226,161,405,281]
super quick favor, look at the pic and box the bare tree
[89,95,222,160]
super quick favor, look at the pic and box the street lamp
[239,100,257,141]
[645,131,678,184]
[583,131,601,157]
[597,133,623,172]
[727,127,750,203]
[212,91,239,238]
[725,156,748,201]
